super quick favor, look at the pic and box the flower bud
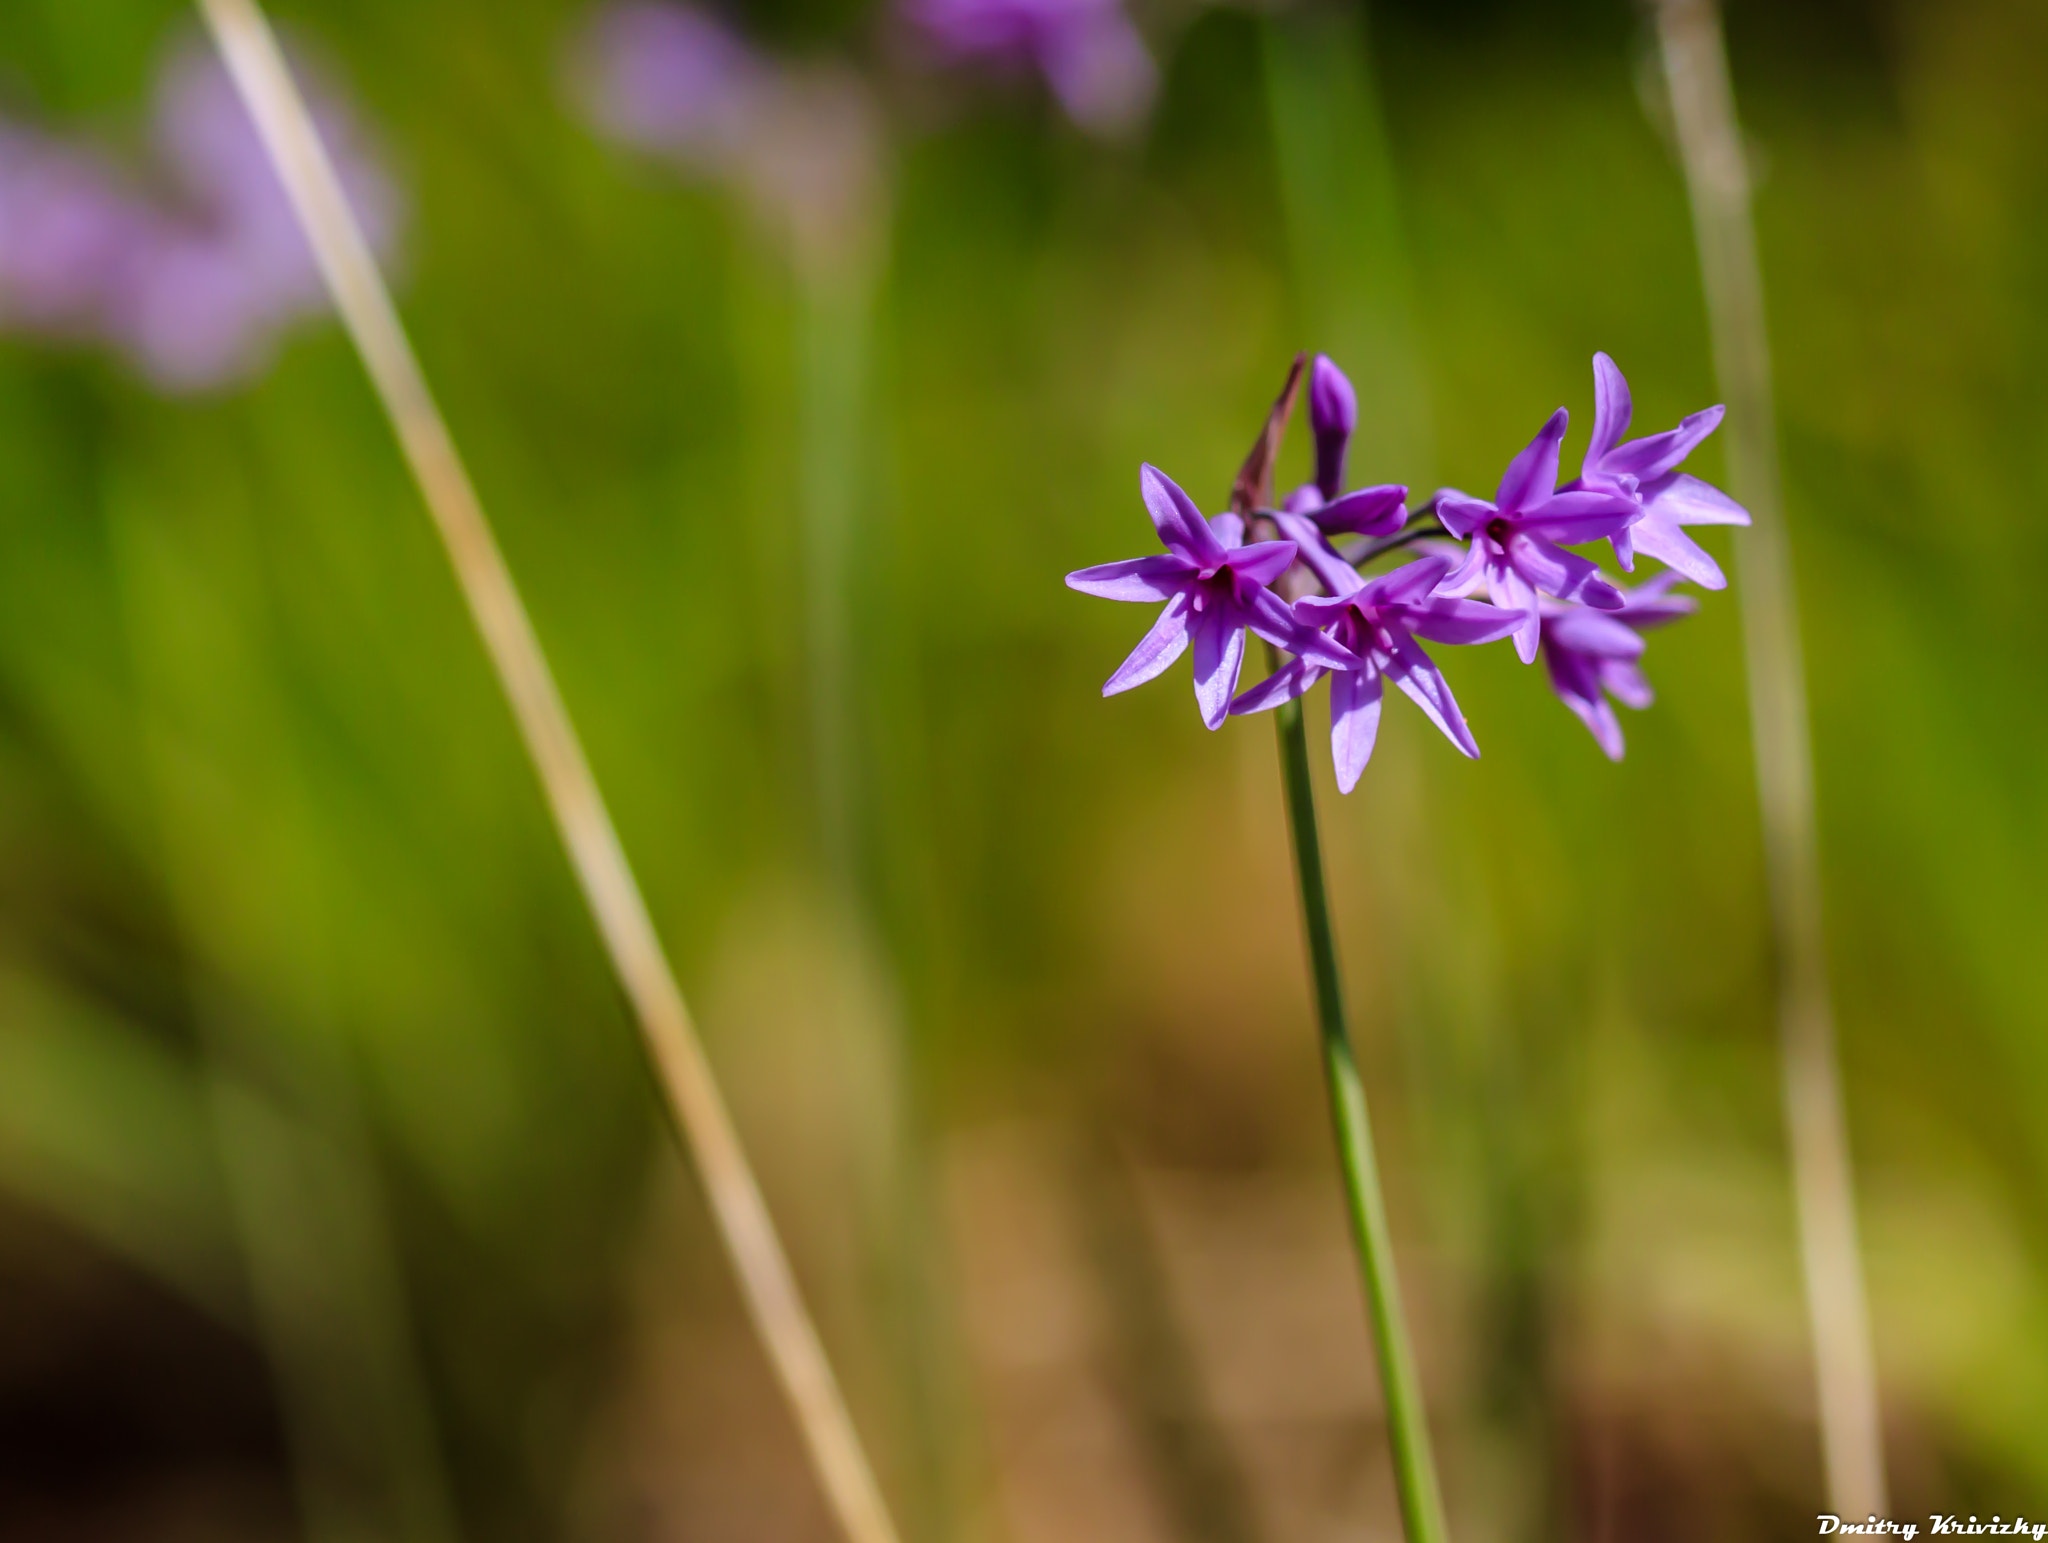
[1309,352,1357,499]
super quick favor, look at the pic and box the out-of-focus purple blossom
[1436,408,1639,664]
[1572,351,1750,588]
[904,0,1157,137]
[574,3,884,274]
[0,39,401,392]
[1066,463,1359,730]
[1230,548,1520,791]
[1539,571,1696,761]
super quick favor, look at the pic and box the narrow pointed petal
[1604,404,1725,481]
[1435,536,1491,598]
[1140,463,1224,565]
[1609,522,1638,573]
[1358,551,1456,607]
[1315,484,1408,538]
[1545,647,1626,760]
[1066,553,1190,601]
[1641,470,1750,526]
[1496,408,1567,514]
[1487,556,1541,663]
[1282,484,1326,515]
[1546,607,1645,658]
[1585,352,1632,472]
[1600,657,1655,710]
[1208,511,1246,550]
[1519,489,1639,542]
[1245,587,1360,668]
[1230,655,1319,715]
[1386,635,1479,757]
[1507,532,1625,608]
[1409,597,1524,647]
[1191,610,1247,730]
[1328,665,1384,793]
[1629,512,1727,589]
[1615,571,1699,629]
[1223,537,1299,589]
[1103,592,1193,695]
[1436,493,1493,540]
[1275,511,1366,597]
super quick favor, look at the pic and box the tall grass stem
[1652,0,1887,1515]
[191,5,902,1540]
[1274,691,1449,1543]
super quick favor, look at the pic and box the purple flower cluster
[0,40,400,393]
[901,0,1157,137]
[1067,352,1749,782]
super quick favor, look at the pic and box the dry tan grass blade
[1652,0,1888,1517]
[190,5,902,1540]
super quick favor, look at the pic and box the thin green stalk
[1273,690,1449,1543]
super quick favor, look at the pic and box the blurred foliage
[0,0,2044,1539]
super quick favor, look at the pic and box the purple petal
[1518,489,1639,542]
[1066,553,1190,601]
[1608,522,1638,574]
[1358,552,1456,607]
[1274,511,1365,598]
[1615,571,1699,629]
[1434,536,1490,598]
[1546,607,1645,658]
[1328,664,1384,793]
[1629,512,1727,589]
[1599,657,1655,711]
[1140,463,1224,566]
[1641,470,1750,526]
[1103,591,1193,695]
[1487,554,1541,664]
[1223,537,1299,590]
[1585,352,1632,473]
[1310,353,1358,499]
[1506,532,1625,609]
[1230,655,1319,716]
[1208,511,1246,550]
[1190,610,1247,730]
[1409,596,1523,648]
[1603,404,1725,482]
[1496,408,1567,514]
[1386,635,1479,758]
[1282,484,1325,515]
[1245,587,1360,669]
[1436,493,1493,540]
[1544,646,1626,760]
[1315,484,1407,539]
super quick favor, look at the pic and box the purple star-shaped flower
[1436,408,1638,664]
[1573,351,1749,586]
[1229,547,1521,791]
[1539,571,1697,761]
[1067,464,1359,730]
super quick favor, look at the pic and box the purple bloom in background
[1573,351,1750,588]
[1539,571,1697,761]
[574,3,884,273]
[1067,464,1358,729]
[0,37,400,392]
[1437,408,1638,664]
[905,0,1157,137]
[1231,548,1520,791]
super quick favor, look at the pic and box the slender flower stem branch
[1653,0,1887,1517]
[192,6,902,1543]
[1348,512,1448,567]
[1272,676,1449,1543]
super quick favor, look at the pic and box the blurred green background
[0,0,2043,1539]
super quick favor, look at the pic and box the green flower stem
[1273,691,1449,1543]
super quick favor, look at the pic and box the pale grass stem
[190,5,903,1541]
[1653,0,1888,1515]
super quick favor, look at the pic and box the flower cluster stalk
[1272,682,1450,1543]
[192,6,902,1542]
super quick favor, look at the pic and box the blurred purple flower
[0,38,401,392]
[573,3,884,272]
[1067,463,1358,730]
[1436,408,1638,664]
[1230,549,1520,791]
[1572,351,1749,588]
[905,0,1157,137]
[1539,571,1696,761]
